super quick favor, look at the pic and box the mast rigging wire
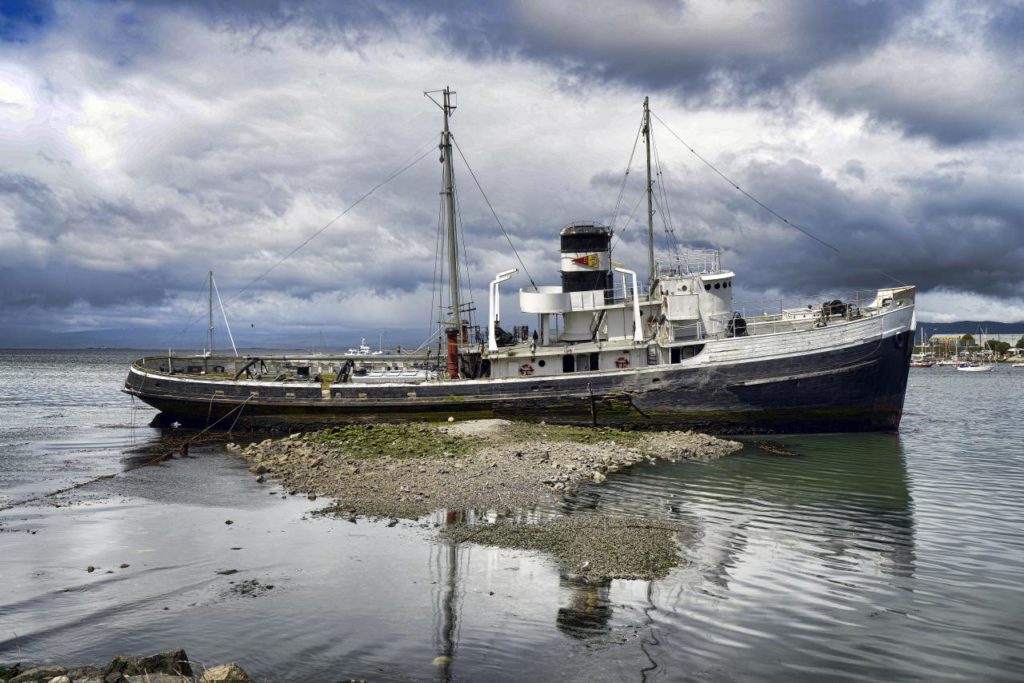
[453,178,476,328]
[451,137,537,289]
[168,136,439,349]
[609,120,645,231]
[212,275,239,357]
[650,111,907,286]
[222,136,440,308]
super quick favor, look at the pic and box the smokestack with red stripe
[560,223,613,298]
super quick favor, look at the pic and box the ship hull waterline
[124,330,913,434]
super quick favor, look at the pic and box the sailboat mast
[638,95,655,288]
[441,87,460,327]
[207,270,214,355]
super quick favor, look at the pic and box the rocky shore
[236,419,741,580]
[0,649,252,683]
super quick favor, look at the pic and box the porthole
[681,285,687,292]
[705,284,711,291]
[714,283,721,290]
[538,359,546,367]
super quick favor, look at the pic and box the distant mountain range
[918,321,1024,334]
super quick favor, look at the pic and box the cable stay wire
[166,135,436,348]
[609,118,645,231]
[211,275,238,356]
[650,128,681,255]
[611,189,650,254]
[450,136,537,289]
[453,179,476,328]
[427,185,445,345]
[169,273,216,350]
[650,110,906,286]
[220,135,440,310]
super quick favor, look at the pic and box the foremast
[427,87,464,378]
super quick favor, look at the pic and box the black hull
[124,331,913,434]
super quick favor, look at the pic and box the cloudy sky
[1,0,1022,349]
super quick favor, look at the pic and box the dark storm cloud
[0,262,167,309]
[151,0,916,101]
[4,0,1023,347]
[30,1,1018,148]
[642,154,1024,299]
[140,0,1023,148]
[508,0,918,100]
[985,1,1024,49]
[0,172,184,309]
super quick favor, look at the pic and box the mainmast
[643,96,655,290]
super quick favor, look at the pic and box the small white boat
[956,362,993,373]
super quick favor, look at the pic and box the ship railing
[135,354,443,381]
[655,249,721,277]
[705,290,889,338]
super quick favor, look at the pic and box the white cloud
[2,0,1023,350]
[917,289,1024,324]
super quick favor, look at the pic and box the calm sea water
[1,349,1022,681]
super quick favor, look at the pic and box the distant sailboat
[956,362,993,373]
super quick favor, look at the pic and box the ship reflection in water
[431,433,916,680]
[556,575,614,639]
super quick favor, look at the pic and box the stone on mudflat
[10,665,67,683]
[66,666,104,683]
[198,663,253,682]
[103,649,192,679]
[124,675,190,683]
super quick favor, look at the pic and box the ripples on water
[1,351,1022,681]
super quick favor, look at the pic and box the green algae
[446,515,684,581]
[311,423,477,459]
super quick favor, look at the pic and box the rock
[46,676,71,683]
[66,666,103,683]
[125,675,190,683]
[119,563,130,569]
[104,649,192,679]
[247,465,268,475]
[591,471,606,484]
[10,665,67,683]
[224,520,233,525]
[198,663,253,683]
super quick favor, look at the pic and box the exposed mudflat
[238,419,739,517]
[236,420,741,580]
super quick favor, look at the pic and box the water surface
[1,351,1022,681]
